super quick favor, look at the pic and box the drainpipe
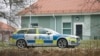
[29,0,32,28]
[53,14,56,31]
[29,13,32,28]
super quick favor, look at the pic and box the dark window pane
[17,30,27,34]
[27,29,36,34]
[39,29,47,34]
[31,23,38,27]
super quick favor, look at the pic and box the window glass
[39,29,47,34]
[17,30,27,34]
[27,29,36,34]
[63,23,71,28]
[63,22,71,34]
[31,23,38,27]
[63,29,71,34]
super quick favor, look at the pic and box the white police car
[11,28,80,48]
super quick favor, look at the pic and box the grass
[0,48,100,56]
[78,40,100,48]
[0,40,99,56]
[0,40,100,48]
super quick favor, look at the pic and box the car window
[17,30,27,34]
[39,29,47,34]
[27,29,36,34]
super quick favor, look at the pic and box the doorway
[74,23,83,39]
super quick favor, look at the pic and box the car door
[25,28,38,46]
[38,28,53,46]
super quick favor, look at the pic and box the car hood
[60,34,79,38]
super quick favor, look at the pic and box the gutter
[20,12,100,16]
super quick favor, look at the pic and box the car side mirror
[46,31,51,35]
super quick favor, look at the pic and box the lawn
[78,40,100,48]
[0,40,100,56]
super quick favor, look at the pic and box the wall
[21,16,62,33]
[83,15,91,40]
[38,16,50,28]
[55,16,62,33]
[21,15,92,40]
[91,15,100,39]
[21,16,30,28]
[72,15,91,40]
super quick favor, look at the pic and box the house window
[31,23,38,27]
[63,22,71,34]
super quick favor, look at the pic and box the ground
[0,40,100,56]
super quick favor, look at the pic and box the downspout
[29,0,38,28]
[29,12,32,28]
[29,0,32,28]
[53,14,56,31]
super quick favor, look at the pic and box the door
[76,24,83,39]
[25,29,37,45]
[38,28,53,46]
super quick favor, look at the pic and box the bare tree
[1,0,36,28]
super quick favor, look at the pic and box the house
[0,22,16,42]
[17,0,100,40]
[0,12,16,42]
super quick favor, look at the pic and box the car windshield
[45,28,59,34]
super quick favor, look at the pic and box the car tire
[57,39,68,48]
[16,39,27,48]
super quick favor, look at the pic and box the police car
[11,27,80,48]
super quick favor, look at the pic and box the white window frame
[62,22,72,34]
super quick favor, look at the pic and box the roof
[0,22,16,31]
[17,0,100,15]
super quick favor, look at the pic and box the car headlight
[66,37,76,41]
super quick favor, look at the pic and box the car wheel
[16,39,27,48]
[57,39,68,48]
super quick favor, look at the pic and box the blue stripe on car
[27,40,35,43]
[44,40,53,43]
[53,34,61,40]
[12,34,25,39]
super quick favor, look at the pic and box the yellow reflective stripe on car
[35,40,57,44]
[36,28,39,34]
[13,30,18,34]
[66,37,77,42]
[53,40,57,44]
[10,38,16,44]
[35,39,44,44]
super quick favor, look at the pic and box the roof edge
[20,12,100,16]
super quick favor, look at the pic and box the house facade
[18,0,100,40]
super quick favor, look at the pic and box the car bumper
[68,42,80,46]
[68,38,80,46]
